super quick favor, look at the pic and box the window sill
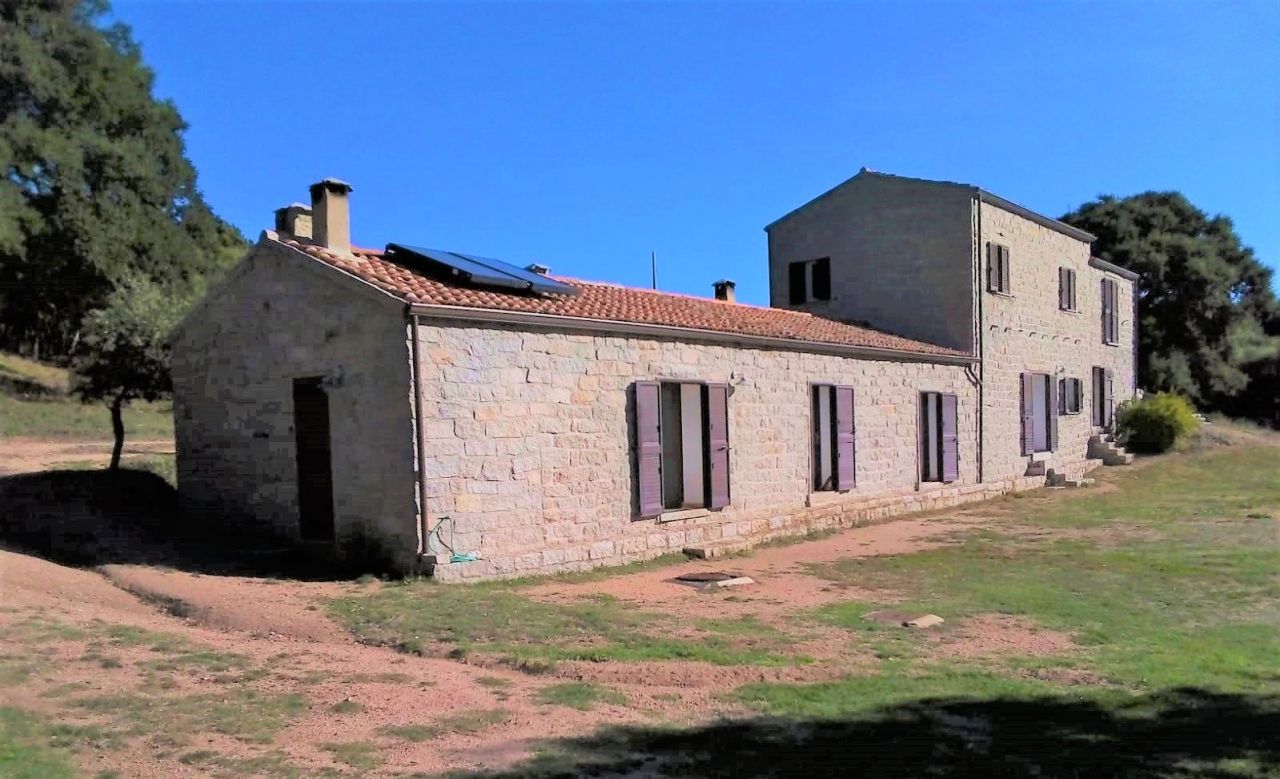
[988,290,1015,299]
[1060,308,1080,315]
[1102,341,1121,348]
[806,490,855,508]
[656,507,710,524]
[916,480,956,492]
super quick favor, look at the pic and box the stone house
[171,171,1138,579]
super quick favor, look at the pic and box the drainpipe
[407,312,430,559]
[975,195,985,484]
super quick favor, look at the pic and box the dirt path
[0,436,173,475]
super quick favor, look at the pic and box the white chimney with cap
[713,279,736,303]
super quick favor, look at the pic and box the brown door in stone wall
[293,377,336,541]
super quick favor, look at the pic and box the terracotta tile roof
[279,237,968,359]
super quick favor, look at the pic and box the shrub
[1116,393,1200,453]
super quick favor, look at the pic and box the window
[919,392,959,483]
[812,385,855,492]
[1020,373,1058,454]
[1060,377,1083,415]
[986,242,1011,294]
[788,257,831,304]
[1092,367,1114,428]
[1059,267,1078,311]
[1101,278,1120,344]
[634,381,730,518]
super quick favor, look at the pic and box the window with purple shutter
[1020,373,1035,456]
[1104,369,1115,428]
[704,383,730,509]
[834,386,856,491]
[987,243,1011,294]
[634,381,663,518]
[940,393,959,482]
[1102,279,1119,345]
[919,391,959,484]
[1048,378,1059,451]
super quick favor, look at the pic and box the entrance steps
[1088,434,1135,465]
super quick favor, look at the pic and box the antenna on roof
[651,251,657,290]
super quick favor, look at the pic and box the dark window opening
[1092,367,1114,428]
[788,257,832,304]
[1102,279,1120,344]
[987,243,1011,294]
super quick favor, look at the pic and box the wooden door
[293,378,335,541]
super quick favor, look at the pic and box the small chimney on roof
[274,203,312,239]
[713,279,736,303]
[309,178,353,253]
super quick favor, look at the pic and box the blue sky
[115,1,1278,304]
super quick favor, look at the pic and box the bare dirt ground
[0,437,173,475]
[0,434,1134,776]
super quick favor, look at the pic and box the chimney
[713,279,736,303]
[309,178,353,253]
[273,203,313,239]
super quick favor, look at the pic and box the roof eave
[977,190,1097,244]
[408,302,976,365]
[1089,256,1141,281]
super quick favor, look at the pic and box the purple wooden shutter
[1104,369,1114,428]
[986,244,995,291]
[634,381,663,518]
[1000,246,1011,293]
[1059,268,1067,309]
[941,394,959,482]
[1070,270,1077,310]
[1048,377,1059,451]
[1020,373,1034,456]
[705,383,730,509]
[918,393,930,482]
[1102,280,1113,343]
[834,385,855,491]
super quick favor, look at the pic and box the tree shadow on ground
[458,688,1279,778]
[0,468,355,579]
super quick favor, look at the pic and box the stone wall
[171,240,420,569]
[416,319,998,580]
[766,175,976,352]
[977,202,1137,482]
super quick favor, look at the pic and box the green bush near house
[1116,392,1199,453]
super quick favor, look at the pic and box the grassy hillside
[0,352,173,440]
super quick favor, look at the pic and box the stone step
[682,539,752,559]
[1025,461,1047,477]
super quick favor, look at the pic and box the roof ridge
[553,275,813,317]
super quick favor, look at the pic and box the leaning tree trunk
[109,395,125,471]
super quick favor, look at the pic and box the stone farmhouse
[171,170,1139,579]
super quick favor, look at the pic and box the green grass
[74,690,308,746]
[436,708,510,733]
[0,708,77,779]
[536,681,626,711]
[377,723,440,742]
[329,587,798,667]
[320,740,382,770]
[737,446,1280,717]
[0,351,173,440]
[0,393,173,440]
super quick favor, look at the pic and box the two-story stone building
[171,171,1138,579]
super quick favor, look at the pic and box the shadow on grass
[0,469,354,579]
[456,688,1279,778]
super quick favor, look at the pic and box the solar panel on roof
[385,244,578,297]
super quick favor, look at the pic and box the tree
[72,276,187,469]
[0,0,245,361]
[1061,193,1280,413]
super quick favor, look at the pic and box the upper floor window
[788,257,831,304]
[633,380,730,518]
[1059,267,1078,311]
[812,384,855,492]
[986,243,1011,294]
[1101,278,1120,345]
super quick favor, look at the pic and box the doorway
[293,377,335,541]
